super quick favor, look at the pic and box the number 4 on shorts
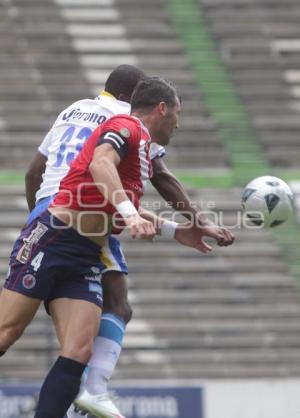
[31,251,45,272]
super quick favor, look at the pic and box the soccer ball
[242,176,294,227]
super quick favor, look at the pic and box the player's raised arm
[151,157,234,247]
[89,140,155,241]
[139,206,213,254]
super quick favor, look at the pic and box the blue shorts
[5,211,104,312]
[27,197,128,275]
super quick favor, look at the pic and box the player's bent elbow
[89,160,98,177]
[90,150,119,180]
[89,159,107,180]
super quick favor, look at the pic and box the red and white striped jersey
[52,114,152,214]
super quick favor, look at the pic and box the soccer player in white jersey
[26,65,234,418]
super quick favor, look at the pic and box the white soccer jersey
[36,93,165,202]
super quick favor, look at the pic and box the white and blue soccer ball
[242,176,294,227]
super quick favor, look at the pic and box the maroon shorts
[4,211,104,312]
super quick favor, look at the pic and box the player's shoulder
[107,114,138,123]
[100,115,143,146]
[61,98,104,114]
[104,114,140,132]
[97,95,131,116]
[56,98,91,119]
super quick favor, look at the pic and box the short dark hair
[130,77,178,112]
[105,65,146,99]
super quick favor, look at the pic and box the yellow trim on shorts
[100,247,114,269]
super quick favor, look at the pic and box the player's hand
[175,222,235,253]
[175,224,213,254]
[124,213,156,241]
[198,222,235,247]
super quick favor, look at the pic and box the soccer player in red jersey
[25,66,234,418]
[0,77,234,418]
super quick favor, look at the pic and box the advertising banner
[114,386,203,418]
[0,385,39,418]
[0,384,204,418]
[3,380,300,418]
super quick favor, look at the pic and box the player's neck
[131,111,154,134]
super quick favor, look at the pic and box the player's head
[105,65,146,103]
[130,77,181,146]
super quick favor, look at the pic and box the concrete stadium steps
[114,0,229,169]
[0,0,300,383]
[62,0,229,168]
[1,185,300,379]
[114,362,300,380]
[0,0,92,169]
[0,0,230,171]
[133,300,300,320]
[200,0,300,169]
[115,187,300,379]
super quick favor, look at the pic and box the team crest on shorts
[22,274,36,289]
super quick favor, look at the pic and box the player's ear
[157,101,167,116]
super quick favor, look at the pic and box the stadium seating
[1,184,300,380]
[0,0,92,168]
[1,0,300,383]
[0,0,229,171]
[200,0,300,168]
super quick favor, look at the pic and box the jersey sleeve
[96,116,140,159]
[38,130,53,157]
[38,105,67,157]
[150,143,166,160]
